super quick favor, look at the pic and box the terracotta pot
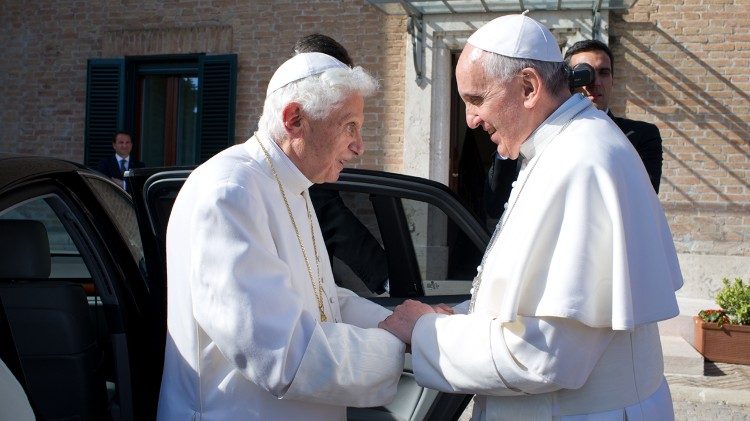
[693,316,750,365]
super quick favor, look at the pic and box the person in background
[565,39,663,193]
[486,39,664,221]
[96,131,145,193]
[157,52,408,420]
[380,14,682,420]
[294,33,390,295]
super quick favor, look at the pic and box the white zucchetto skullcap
[467,14,563,63]
[266,52,349,95]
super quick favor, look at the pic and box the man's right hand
[379,299,443,344]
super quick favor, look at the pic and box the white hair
[258,66,378,140]
[474,48,568,93]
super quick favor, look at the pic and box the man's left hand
[379,299,438,344]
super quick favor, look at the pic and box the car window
[402,198,480,296]
[324,189,482,298]
[85,177,145,267]
[0,195,90,278]
[327,190,388,297]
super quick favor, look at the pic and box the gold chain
[255,135,328,322]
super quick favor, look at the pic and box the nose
[466,112,481,129]
[350,131,364,156]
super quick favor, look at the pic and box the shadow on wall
[611,21,749,216]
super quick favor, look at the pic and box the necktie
[119,159,127,173]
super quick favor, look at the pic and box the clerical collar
[519,93,592,163]
[252,131,313,195]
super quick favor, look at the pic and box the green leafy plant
[699,277,750,326]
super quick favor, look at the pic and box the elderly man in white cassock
[379,14,684,420]
[157,53,407,420]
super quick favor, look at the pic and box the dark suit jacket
[485,155,521,219]
[485,111,663,218]
[96,155,145,179]
[310,189,388,294]
[96,155,145,193]
[608,111,663,193]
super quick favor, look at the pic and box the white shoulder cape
[474,97,682,330]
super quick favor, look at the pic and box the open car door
[128,167,490,421]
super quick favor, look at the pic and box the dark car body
[0,154,490,420]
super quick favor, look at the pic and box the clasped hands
[378,300,453,344]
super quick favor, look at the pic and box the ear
[520,68,542,109]
[281,102,304,137]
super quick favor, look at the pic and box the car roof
[0,154,91,192]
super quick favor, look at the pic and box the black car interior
[0,164,481,420]
[0,219,109,421]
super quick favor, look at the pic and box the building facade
[1,0,748,305]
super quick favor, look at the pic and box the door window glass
[317,189,388,298]
[402,199,480,296]
[86,177,145,267]
[313,187,482,298]
[0,195,90,279]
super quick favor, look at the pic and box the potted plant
[694,277,750,365]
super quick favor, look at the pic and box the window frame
[84,53,237,168]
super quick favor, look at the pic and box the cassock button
[503,202,509,210]
[329,297,335,304]
[512,181,517,188]
[477,265,482,272]
[470,288,475,294]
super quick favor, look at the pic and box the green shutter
[84,59,125,168]
[197,54,237,163]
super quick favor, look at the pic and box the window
[84,54,237,169]
[323,187,483,298]
[0,195,90,279]
[402,198,480,295]
[86,177,145,268]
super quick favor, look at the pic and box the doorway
[136,74,199,167]
[448,52,498,226]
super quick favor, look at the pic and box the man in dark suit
[565,39,663,193]
[485,39,663,219]
[96,131,145,193]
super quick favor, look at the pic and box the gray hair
[476,49,568,94]
[258,66,378,140]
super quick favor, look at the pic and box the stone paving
[668,361,750,420]
[668,361,750,391]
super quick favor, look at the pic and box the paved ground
[669,361,750,420]
[457,361,750,420]
[669,361,750,391]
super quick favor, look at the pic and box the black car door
[128,167,490,421]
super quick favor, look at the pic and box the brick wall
[0,0,405,171]
[1,0,748,258]
[609,1,750,257]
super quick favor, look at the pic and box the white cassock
[0,358,34,421]
[411,94,684,420]
[157,132,405,420]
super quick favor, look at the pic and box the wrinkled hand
[378,299,438,344]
